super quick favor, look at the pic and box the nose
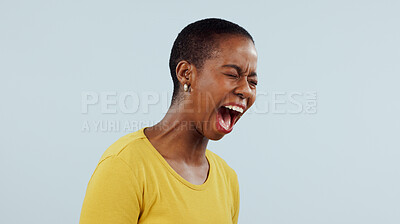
[233,77,253,100]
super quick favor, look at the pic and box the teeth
[224,105,244,113]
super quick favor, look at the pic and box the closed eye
[248,78,258,87]
[224,73,239,78]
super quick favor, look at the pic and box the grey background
[1,0,399,223]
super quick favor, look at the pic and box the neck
[144,102,209,166]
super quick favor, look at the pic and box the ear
[175,60,193,87]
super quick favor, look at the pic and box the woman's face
[189,35,258,140]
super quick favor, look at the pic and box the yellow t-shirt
[80,128,240,224]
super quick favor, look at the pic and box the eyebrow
[221,64,257,77]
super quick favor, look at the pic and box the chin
[201,117,237,140]
[202,127,228,141]
[207,133,225,141]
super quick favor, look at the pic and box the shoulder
[206,149,237,174]
[207,149,239,184]
[97,128,150,171]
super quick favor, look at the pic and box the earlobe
[183,70,194,93]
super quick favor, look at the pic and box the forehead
[212,35,257,68]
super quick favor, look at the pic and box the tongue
[222,109,231,129]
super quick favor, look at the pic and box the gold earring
[184,84,188,92]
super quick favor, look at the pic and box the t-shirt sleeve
[231,170,240,224]
[80,156,142,224]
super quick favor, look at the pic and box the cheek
[194,75,227,99]
[200,74,225,89]
[248,90,257,107]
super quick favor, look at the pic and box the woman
[80,18,258,224]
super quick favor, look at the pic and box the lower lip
[216,110,233,134]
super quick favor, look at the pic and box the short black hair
[169,18,254,103]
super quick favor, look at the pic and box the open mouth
[216,105,244,134]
